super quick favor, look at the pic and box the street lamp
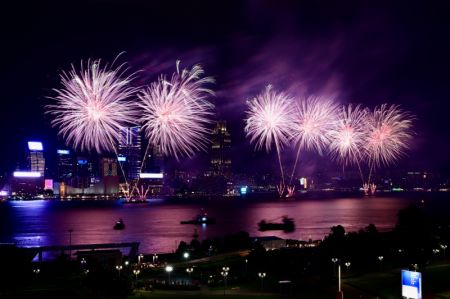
[138,254,144,264]
[116,265,123,277]
[441,244,447,257]
[221,270,229,295]
[124,260,130,267]
[183,252,190,259]
[165,265,173,283]
[258,272,266,291]
[153,254,158,264]
[245,259,248,273]
[344,262,351,271]
[433,248,440,258]
[186,267,194,277]
[33,268,40,276]
[331,258,338,275]
[378,256,384,271]
[133,269,140,283]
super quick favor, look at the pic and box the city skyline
[2,1,450,176]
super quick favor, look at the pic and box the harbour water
[0,195,439,254]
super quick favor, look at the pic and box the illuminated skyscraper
[210,121,232,177]
[56,149,73,182]
[118,126,142,181]
[27,141,45,176]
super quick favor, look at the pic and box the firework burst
[245,85,295,194]
[288,96,338,186]
[291,96,338,154]
[139,61,214,160]
[245,85,295,153]
[328,104,369,166]
[47,58,138,153]
[365,104,414,168]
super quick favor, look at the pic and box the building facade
[27,141,45,176]
[209,121,232,177]
[118,126,142,181]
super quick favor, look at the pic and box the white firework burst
[365,104,414,167]
[291,96,338,154]
[139,61,215,159]
[244,85,295,152]
[47,58,138,153]
[328,104,369,165]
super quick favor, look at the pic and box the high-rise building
[100,157,119,194]
[56,149,73,182]
[72,157,98,189]
[209,121,232,177]
[118,126,142,181]
[27,141,45,176]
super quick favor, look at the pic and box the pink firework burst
[328,104,369,166]
[139,61,214,159]
[291,96,338,154]
[245,85,295,152]
[47,58,138,153]
[365,104,414,167]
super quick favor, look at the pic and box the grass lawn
[345,263,450,298]
[128,291,280,299]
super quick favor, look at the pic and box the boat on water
[114,219,125,230]
[258,216,295,232]
[180,212,216,225]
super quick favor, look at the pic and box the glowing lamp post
[331,258,338,275]
[133,269,140,283]
[221,269,229,295]
[116,265,123,277]
[441,244,448,257]
[165,265,173,283]
[186,267,194,280]
[344,262,351,271]
[378,256,384,271]
[33,268,41,277]
[183,252,190,259]
[258,272,266,291]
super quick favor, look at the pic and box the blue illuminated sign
[77,159,88,165]
[402,270,422,299]
[118,156,126,162]
[57,149,70,155]
[240,186,248,195]
[28,141,43,151]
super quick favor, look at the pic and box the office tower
[100,157,119,194]
[118,126,142,181]
[27,141,45,176]
[210,121,232,177]
[56,149,73,182]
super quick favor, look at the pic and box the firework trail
[328,104,369,181]
[289,96,338,185]
[245,85,295,195]
[47,58,138,154]
[139,61,215,161]
[365,104,414,184]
